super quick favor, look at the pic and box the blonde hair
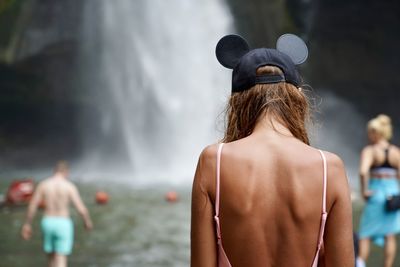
[367,114,392,140]
[223,65,310,144]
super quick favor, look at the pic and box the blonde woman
[191,34,354,267]
[358,115,400,267]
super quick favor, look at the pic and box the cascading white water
[78,0,233,184]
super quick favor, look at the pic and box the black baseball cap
[215,34,308,93]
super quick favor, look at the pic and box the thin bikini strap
[214,143,224,242]
[319,150,327,214]
[317,149,328,250]
[307,150,329,267]
[384,146,390,163]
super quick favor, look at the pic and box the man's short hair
[55,160,69,173]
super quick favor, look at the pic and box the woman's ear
[215,34,250,69]
[276,33,308,65]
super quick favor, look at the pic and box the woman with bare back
[191,34,354,266]
[358,115,400,267]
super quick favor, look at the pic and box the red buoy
[6,179,34,205]
[95,191,109,205]
[165,191,178,203]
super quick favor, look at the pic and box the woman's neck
[252,113,293,138]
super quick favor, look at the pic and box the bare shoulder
[65,180,78,192]
[37,177,55,189]
[390,144,400,153]
[321,151,347,182]
[321,151,350,203]
[361,145,373,155]
[391,144,400,149]
[388,145,400,163]
[200,144,219,161]
[195,144,220,192]
[37,179,48,187]
[322,151,345,171]
[35,179,49,192]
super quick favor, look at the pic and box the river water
[0,182,190,267]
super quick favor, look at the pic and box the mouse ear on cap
[216,34,250,69]
[276,33,308,65]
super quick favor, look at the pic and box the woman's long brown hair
[223,65,310,144]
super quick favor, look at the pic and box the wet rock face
[225,0,400,121]
[308,0,400,119]
[0,42,82,168]
[0,0,85,167]
[14,0,83,60]
[224,0,298,47]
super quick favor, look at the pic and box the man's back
[21,162,93,267]
[40,176,75,217]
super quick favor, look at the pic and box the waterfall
[78,0,233,184]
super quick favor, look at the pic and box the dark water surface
[1,182,400,266]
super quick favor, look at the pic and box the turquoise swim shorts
[41,216,74,255]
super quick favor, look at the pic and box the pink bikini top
[214,143,328,267]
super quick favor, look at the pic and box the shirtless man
[21,161,93,267]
